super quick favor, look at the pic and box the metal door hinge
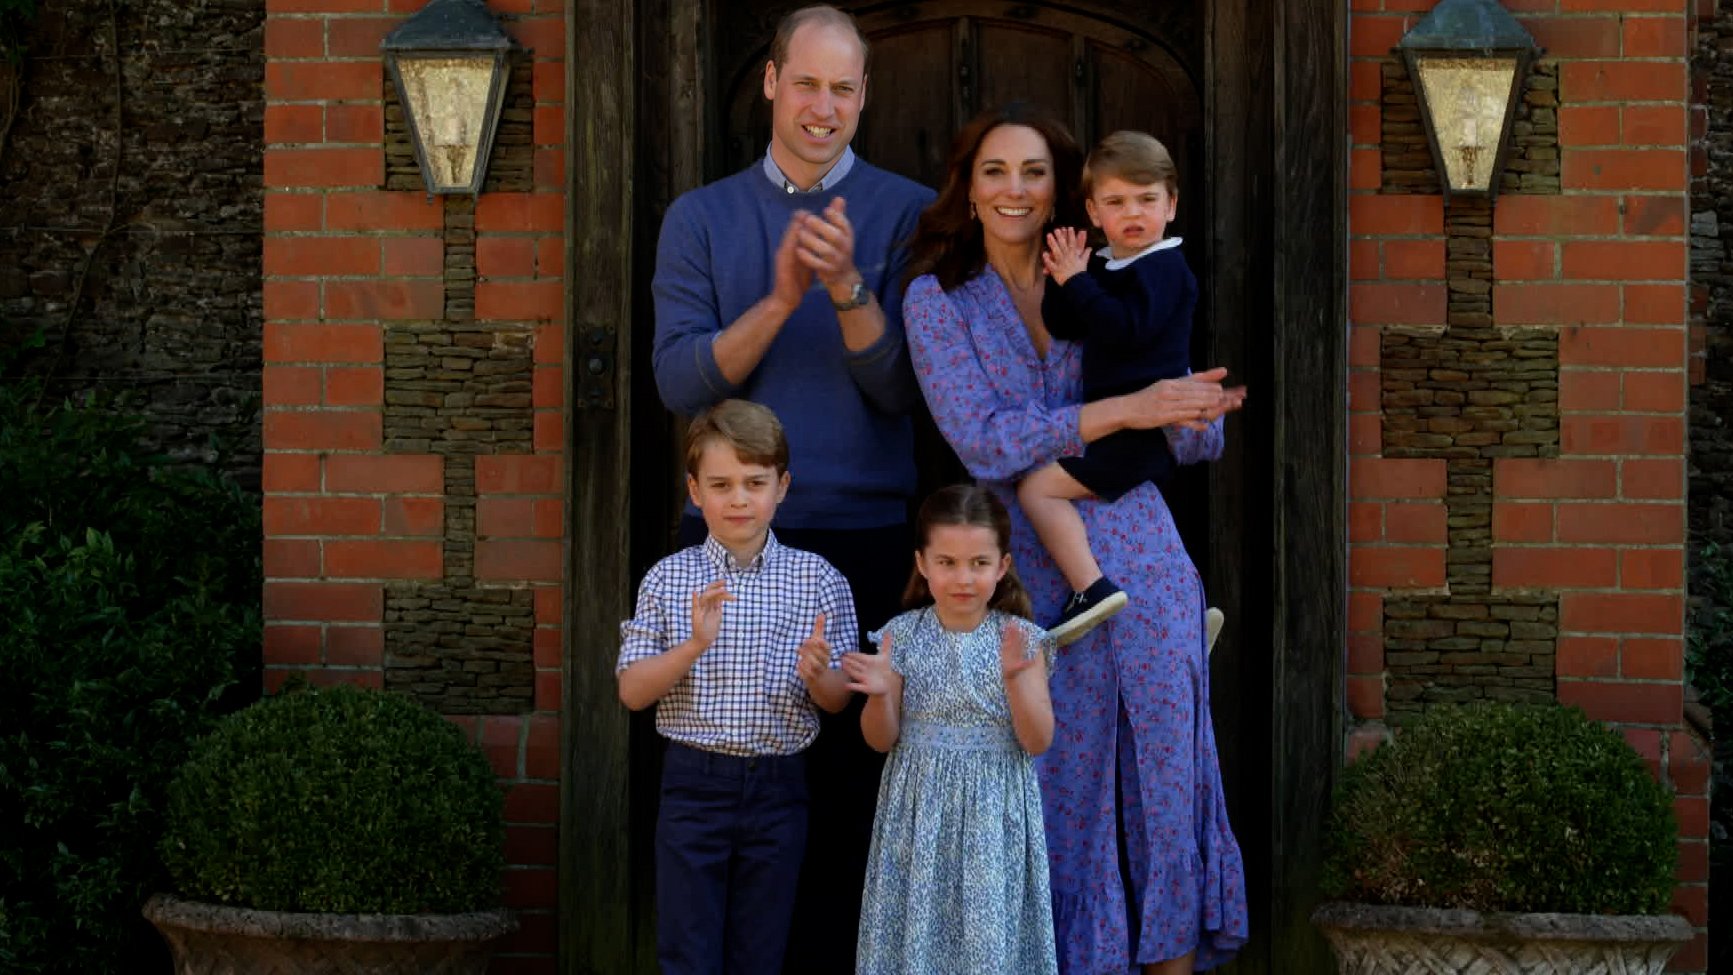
[576,326,616,410]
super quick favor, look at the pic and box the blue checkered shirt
[617,531,858,756]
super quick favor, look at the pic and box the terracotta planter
[1312,902,1693,975]
[144,893,516,975]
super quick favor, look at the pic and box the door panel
[971,22,1074,127]
[855,23,956,185]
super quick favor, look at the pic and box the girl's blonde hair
[901,485,1034,620]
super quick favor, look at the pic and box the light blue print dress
[856,607,1059,975]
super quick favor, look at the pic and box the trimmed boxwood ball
[160,684,505,914]
[1321,702,1676,916]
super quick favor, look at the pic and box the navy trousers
[656,741,809,975]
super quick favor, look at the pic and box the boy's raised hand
[796,613,831,682]
[689,579,732,649]
[1001,621,1038,683]
[841,632,899,696]
[1042,227,1091,286]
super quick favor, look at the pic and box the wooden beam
[560,0,638,970]
[1268,0,1346,967]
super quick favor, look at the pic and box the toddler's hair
[1083,130,1178,197]
[902,484,1034,620]
[684,400,790,477]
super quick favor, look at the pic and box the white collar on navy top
[1102,235,1183,271]
[701,529,781,574]
[763,145,856,194]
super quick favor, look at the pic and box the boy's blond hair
[1083,130,1178,197]
[684,400,790,477]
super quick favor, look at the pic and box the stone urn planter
[1317,704,1692,975]
[144,894,516,975]
[1311,902,1693,975]
[152,686,515,974]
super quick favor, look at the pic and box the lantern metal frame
[380,0,519,198]
[1397,0,1540,202]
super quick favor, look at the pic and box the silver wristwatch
[830,280,871,312]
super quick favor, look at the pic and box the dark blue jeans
[655,741,809,975]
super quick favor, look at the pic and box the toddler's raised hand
[689,579,732,649]
[1042,227,1091,286]
[841,632,899,697]
[796,613,831,682]
[1001,621,1038,683]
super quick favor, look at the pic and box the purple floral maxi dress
[904,270,1250,973]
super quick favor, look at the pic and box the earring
[969,201,977,220]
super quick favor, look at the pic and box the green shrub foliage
[161,684,506,914]
[1321,703,1677,915]
[0,374,257,974]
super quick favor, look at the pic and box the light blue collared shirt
[762,144,856,194]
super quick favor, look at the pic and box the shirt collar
[763,145,856,195]
[1103,235,1183,271]
[702,529,781,574]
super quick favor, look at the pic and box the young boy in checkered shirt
[616,398,856,975]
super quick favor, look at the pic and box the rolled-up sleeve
[903,275,1085,482]
[617,565,673,673]
[818,566,859,666]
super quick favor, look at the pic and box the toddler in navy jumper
[1025,131,1198,645]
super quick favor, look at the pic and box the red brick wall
[1348,1,1709,969]
[262,0,566,970]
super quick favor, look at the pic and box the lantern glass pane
[398,54,497,192]
[1414,55,1518,194]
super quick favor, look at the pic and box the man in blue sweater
[650,4,934,971]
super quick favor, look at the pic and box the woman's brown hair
[903,102,1086,292]
[901,484,1034,621]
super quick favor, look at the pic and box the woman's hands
[1118,367,1247,431]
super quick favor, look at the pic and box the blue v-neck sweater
[652,160,934,530]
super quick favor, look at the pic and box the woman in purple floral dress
[900,104,1250,974]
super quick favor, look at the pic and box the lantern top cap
[1398,0,1537,53]
[381,0,516,53]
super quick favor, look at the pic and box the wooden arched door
[586,0,1350,971]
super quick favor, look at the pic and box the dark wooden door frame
[560,0,1345,971]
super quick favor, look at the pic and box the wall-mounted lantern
[1397,0,1540,202]
[381,0,518,197]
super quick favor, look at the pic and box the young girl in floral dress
[843,485,1059,975]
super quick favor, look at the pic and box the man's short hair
[685,400,790,477]
[1083,130,1178,197]
[769,4,870,75]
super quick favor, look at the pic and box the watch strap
[830,280,871,312]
